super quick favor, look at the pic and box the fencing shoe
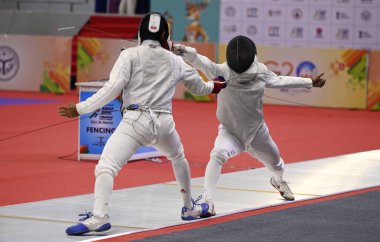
[270,176,295,201]
[66,211,111,235]
[181,196,209,220]
[200,198,216,218]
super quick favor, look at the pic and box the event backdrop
[0,35,72,93]
[218,44,368,109]
[219,0,380,50]
[76,37,137,83]
[368,50,380,110]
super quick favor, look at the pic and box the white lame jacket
[76,40,214,115]
[179,45,313,147]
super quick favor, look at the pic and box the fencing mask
[226,35,257,73]
[138,12,171,50]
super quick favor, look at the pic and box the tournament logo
[296,61,318,78]
[246,7,258,18]
[247,25,257,36]
[0,46,19,81]
[360,10,371,22]
[358,30,372,39]
[225,6,236,17]
[291,8,303,20]
[268,26,280,37]
[315,27,324,38]
[335,11,349,20]
[313,9,327,21]
[291,27,304,38]
[336,28,350,40]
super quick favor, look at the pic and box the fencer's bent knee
[210,148,229,165]
[95,156,120,178]
[166,144,185,162]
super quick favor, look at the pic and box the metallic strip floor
[1,150,379,242]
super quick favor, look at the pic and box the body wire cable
[0,109,122,142]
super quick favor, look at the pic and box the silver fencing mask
[226,35,257,73]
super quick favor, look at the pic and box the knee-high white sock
[171,158,192,208]
[203,158,223,201]
[92,172,114,218]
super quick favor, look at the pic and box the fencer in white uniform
[59,12,227,235]
[172,35,326,217]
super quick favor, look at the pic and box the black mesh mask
[138,12,171,50]
[226,35,257,73]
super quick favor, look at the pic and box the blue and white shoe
[200,198,216,218]
[181,196,209,220]
[66,211,111,235]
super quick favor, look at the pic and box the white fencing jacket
[178,45,313,147]
[76,40,214,115]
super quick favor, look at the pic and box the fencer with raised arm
[172,35,326,217]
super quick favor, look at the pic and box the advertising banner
[367,50,380,110]
[77,81,161,161]
[219,0,380,50]
[0,35,72,93]
[76,37,137,83]
[218,44,368,109]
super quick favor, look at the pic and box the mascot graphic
[183,0,210,42]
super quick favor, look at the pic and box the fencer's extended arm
[172,44,224,80]
[263,65,313,89]
[76,50,131,115]
[179,58,214,96]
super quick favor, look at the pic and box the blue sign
[79,91,158,159]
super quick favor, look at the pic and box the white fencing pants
[92,110,193,217]
[203,123,285,201]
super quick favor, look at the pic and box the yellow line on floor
[163,183,320,197]
[0,214,146,230]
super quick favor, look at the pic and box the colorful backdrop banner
[151,0,220,43]
[368,50,380,110]
[0,35,71,93]
[218,44,368,109]
[76,37,137,83]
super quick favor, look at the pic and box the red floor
[1,90,379,206]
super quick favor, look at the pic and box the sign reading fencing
[76,81,161,161]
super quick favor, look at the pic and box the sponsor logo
[315,27,324,38]
[335,11,349,20]
[359,0,374,4]
[268,26,280,37]
[0,46,19,81]
[223,25,237,34]
[225,6,236,17]
[336,28,350,40]
[268,9,282,18]
[291,8,303,20]
[246,7,258,18]
[337,0,350,4]
[291,27,304,38]
[313,9,327,21]
[358,30,373,39]
[360,10,371,22]
[296,61,318,78]
[247,25,257,36]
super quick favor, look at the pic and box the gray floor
[1,150,379,242]
[134,189,380,242]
